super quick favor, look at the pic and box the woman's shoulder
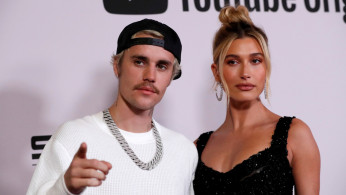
[194,131,214,146]
[287,117,319,158]
[288,117,313,141]
[272,115,311,138]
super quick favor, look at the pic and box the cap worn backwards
[116,19,182,80]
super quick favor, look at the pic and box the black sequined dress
[193,117,295,195]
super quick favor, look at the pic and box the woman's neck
[222,98,273,132]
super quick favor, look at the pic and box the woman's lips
[236,84,255,91]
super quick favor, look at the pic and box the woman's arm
[287,118,320,195]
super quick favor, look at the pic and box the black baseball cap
[116,19,182,80]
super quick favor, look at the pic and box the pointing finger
[75,142,87,159]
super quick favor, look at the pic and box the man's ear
[211,63,221,83]
[113,57,120,78]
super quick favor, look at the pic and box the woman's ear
[211,63,221,83]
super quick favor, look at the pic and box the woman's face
[213,37,266,102]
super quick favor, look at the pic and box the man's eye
[134,60,144,66]
[157,64,168,70]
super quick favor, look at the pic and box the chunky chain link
[103,109,163,170]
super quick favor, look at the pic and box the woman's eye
[252,59,262,64]
[227,60,238,65]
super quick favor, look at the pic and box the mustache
[133,82,160,94]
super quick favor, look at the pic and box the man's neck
[108,99,154,133]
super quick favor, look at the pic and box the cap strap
[125,38,164,50]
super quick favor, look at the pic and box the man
[27,19,198,194]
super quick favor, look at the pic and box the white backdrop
[1,0,345,194]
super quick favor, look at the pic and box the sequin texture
[193,117,295,195]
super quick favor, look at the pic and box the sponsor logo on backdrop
[31,135,51,166]
[183,0,346,23]
[104,0,168,14]
[104,0,346,23]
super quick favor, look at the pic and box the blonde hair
[213,5,271,100]
[112,30,181,81]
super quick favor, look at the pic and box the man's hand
[64,143,112,194]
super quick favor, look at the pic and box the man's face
[114,43,175,112]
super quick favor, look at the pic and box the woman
[193,5,320,195]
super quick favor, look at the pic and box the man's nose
[143,65,156,82]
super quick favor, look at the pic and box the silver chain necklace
[103,109,163,170]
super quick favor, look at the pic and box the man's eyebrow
[131,55,172,66]
[157,59,172,66]
[131,55,149,62]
